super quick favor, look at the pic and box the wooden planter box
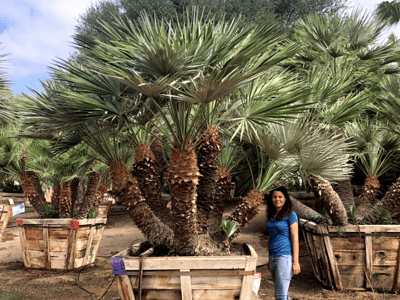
[0,204,13,236]
[300,219,400,292]
[18,218,107,270]
[98,200,113,218]
[110,243,258,300]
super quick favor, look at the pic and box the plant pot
[300,219,400,292]
[0,204,13,236]
[98,200,113,218]
[110,243,258,300]
[18,218,107,270]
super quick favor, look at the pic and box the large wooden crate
[18,218,107,270]
[300,219,400,292]
[110,243,258,300]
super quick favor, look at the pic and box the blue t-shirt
[266,211,298,257]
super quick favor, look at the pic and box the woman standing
[266,186,301,300]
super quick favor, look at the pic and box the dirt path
[0,204,399,299]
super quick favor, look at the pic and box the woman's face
[272,190,286,210]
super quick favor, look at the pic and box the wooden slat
[393,237,400,291]
[372,266,396,291]
[83,226,95,265]
[50,258,66,269]
[337,265,364,276]
[129,275,242,290]
[121,275,135,300]
[49,240,69,252]
[90,225,105,263]
[43,227,51,269]
[49,228,69,240]
[372,250,398,265]
[340,275,365,290]
[333,250,365,265]
[25,228,44,240]
[240,251,257,300]
[315,226,332,286]
[330,237,364,251]
[327,225,400,234]
[193,289,241,300]
[180,269,192,300]
[117,275,130,300]
[306,231,321,281]
[365,236,373,290]
[66,228,77,270]
[319,225,343,290]
[19,226,31,268]
[132,257,247,271]
[372,237,400,251]
[142,290,180,300]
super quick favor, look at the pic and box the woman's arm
[290,222,301,275]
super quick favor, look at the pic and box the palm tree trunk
[70,177,80,214]
[19,171,45,217]
[133,143,169,223]
[94,181,108,207]
[196,126,223,234]
[289,195,330,224]
[59,182,72,218]
[310,177,348,226]
[150,132,169,174]
[51,184,60,213]
[165,142,199,255]
[362,177,400,223]
[76,171,101,219]
[332,178,355,212]
[227,188,264,242]
[356,176,380,223]
[109,160,173,248]
[207,167,232,239]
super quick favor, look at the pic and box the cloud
[0,0,93,92]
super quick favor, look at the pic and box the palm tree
[18,9,312,255]
[286,10,400,214]
[344,118,400,222]
[376,0,400,25]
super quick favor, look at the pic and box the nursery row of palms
[2,8,400,255]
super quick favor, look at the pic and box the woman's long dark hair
[266,186,293,221]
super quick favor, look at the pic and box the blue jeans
[270,254,292,300]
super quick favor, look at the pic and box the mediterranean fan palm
[19,9,312,255]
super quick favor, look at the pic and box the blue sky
[0,0,399,96]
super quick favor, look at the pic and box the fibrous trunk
[196,126,223,234]
[228,188,264,242]
[150,132,169,174]
[356,176,380,223]
[332,178,355,212]
[76,171,101,219]
[289,196,330,224]
[310,178,348,226]
[109,160,173,248]
[51,184,60,213]
[362,177,400,223]
[20,171,45,218]
[59,182,72,218]
[133,143,168,223]
[164,142,199,255]
[94,181,108,207]
[70,177,80,213]
[207,167,232,239]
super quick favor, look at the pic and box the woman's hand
[292,262,301,275]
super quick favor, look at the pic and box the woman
[266,186,300,300]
